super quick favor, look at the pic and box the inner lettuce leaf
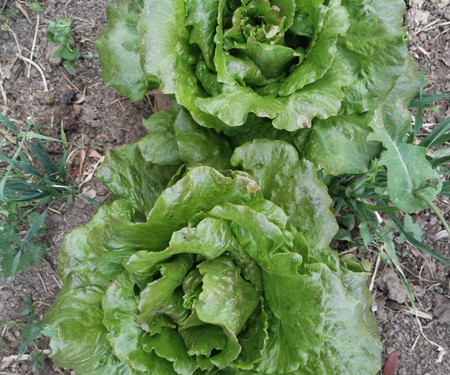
[45,133,381,374]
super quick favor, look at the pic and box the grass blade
[388,212,450,266]
[410,93,450,108]
[22,207,49,248]
[413,70,425,138]
[0,156,44,179]
[10,250,23,277]
[17,132,64,143]
[0,112,19,134]
[27,142,60,175]
[78,193,101,208]
[0,121,32,200]
[420,117,450,148]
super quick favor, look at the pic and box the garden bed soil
[0,0,449,374]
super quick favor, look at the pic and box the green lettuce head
[45,112,381,374]
[96,0,411,131]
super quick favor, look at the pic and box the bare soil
[0,0,449,374]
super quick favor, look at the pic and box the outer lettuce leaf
[45,281,141,375]
[303,112,382,175]
[139,0,188,94]
[259,263,381,375]
[45,201,141,374]
[56,199,138,282]
[173,109,233,170]
[95,0,151,101]
[140,110,182,165]
[139,0,228,131]
[96,141,179,214]
[338,0,408,113]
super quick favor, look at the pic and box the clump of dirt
[0,1,449,374]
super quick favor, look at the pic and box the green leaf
[174,109,233,169]
[196,256,261,334]
[124,218,237,286]
[45,281,138,375]
[141,329,197,375]
[272,57,350,130]
[231,139,338,251]
[102,272,153,372]
[304,112,382,175]
[141,110,182,165]
[62,59,75,70]
[54,45,81,61]
[367,107,442,212]
[95,0,152,101]
[115,167,275,251]
[339,0,408,113]
[96,142,179,214]
[396,214,422,244]
[56,199,137,281]
[29,2,43,12]
[185,0,219,71]
[278,2,350,95]
[139,0,188,94]
[137,255,193,330]
[196,85,284,128]
[260,263,381,374]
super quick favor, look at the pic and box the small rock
[375,268,407,304]
[81,188,97,199]
[436,0,449,10]
[375,298,388,321]
[406,9,430,27]
[63,91,77,104]
[433,294,450,323]
[45,43,62,65]
[409,0,424,9]
[43,91,55,105]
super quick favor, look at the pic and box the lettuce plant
[96,0,423,175]
[45,109,381,374]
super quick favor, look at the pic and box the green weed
[0,296,55,372]
[25,0,43,13]
[46,18,81,70]
[0,113,98,281]
[328,89,450,314]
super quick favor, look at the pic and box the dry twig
[27,14,40,78]
[0,60,7,112]
[15,53,48,91]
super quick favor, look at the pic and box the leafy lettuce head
[96,0,411,133]
[45,114,381,374]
